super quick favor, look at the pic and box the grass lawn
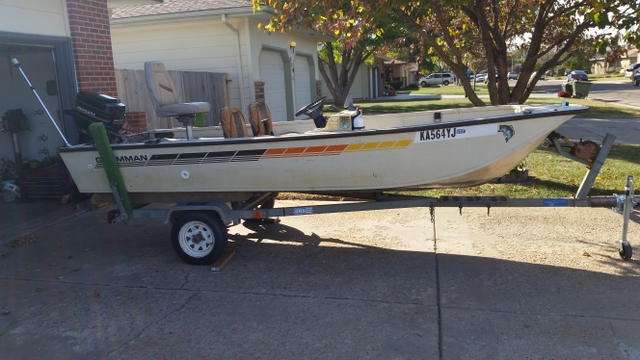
[398,84,492,95]
[281,144,639,200]
[394,144,640,199]
[396,83,546,95]
[317,96,640,199]
[326,97,640,118]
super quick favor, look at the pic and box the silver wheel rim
[178,220,215,258]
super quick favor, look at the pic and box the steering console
[295,96,327,128]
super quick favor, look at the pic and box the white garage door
[294,57,311,119]
[259,50,287,121]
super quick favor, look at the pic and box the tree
[253,0,640,106]
[598,35,628,72]
[553,34,594,73]
[258,5,414,106]
[317,41,373,106]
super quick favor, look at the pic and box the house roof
[108,0,162,9]
[111,0,253,19]
[110,0,334,41]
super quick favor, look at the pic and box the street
[531,78,640,108]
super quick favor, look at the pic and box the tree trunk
[318,42,370,107]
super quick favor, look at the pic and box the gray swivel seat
[144,61,210,140]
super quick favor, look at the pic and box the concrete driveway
[1,92,639,359]
[1,197,639,359]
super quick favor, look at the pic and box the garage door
[294,57,311,119]
[259,51,287,121]
[0,47,65,159]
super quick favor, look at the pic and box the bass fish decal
[498,125,515,142]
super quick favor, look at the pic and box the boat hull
[59,104,586,199]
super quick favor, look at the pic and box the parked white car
[419,73,454,86]
[530,72,545,81]
[622,63,640,80]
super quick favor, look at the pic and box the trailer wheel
[619,243,632,260]
[171,212,227,265]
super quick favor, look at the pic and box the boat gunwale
[58,105,588,153]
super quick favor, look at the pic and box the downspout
[222,14,246,113]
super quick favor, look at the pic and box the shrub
[386,81,403,90]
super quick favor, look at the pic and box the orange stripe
[300,145,328,157]
[305,145,328,153]
[325,144,348,153]
[265,148,287,156]
[284,147,307,156]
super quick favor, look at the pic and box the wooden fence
[115,69,228,130]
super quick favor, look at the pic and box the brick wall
[254,81,265,102]
[122,111,148,133]
[67,0,117,96]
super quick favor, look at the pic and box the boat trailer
[104,172,637,265]
[13,56,638,266]
[85,113,635,265]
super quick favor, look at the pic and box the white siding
[0,0,69,37]
[246,19,320,84]
[321,63,369,101]
[112,17,323,121]
[293,56,311,119]
[259,51,287,121]
[111,19,250,113]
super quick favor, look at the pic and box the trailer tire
[619,243,632,260]
[171,212,227,265]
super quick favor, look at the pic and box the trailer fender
[164,202,238,226]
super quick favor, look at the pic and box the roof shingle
[111,0,253,19]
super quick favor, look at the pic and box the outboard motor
[73,92,126,143]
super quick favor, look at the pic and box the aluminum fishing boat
[58,101,588,203]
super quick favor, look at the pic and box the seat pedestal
[178,115,196,140]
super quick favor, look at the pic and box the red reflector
[107,210,119,223]
[252,212,264,219]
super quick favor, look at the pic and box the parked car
[418,73,454,86]
[530,72,545,81]
[622,63,640,79]
[567,70,588,81]
[475,73,487,82]
[633,70,640,86]
[507,71,518,80]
